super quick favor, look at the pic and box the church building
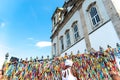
[51,0,120,57]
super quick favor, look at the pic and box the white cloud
[0,22,5,28]
[36,41,51,48]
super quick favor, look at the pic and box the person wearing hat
[61,59,79,80]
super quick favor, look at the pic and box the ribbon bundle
[2,44,120,80]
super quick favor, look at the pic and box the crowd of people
[1,43,120,80]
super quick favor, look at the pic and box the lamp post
[2,53,9,75]
[41,56,44,60]
[5,53,9,60]
[47,55,49,60]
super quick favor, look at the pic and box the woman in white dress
[62,59,79,80]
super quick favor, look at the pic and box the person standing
[62,59,79,80]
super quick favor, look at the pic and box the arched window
[65,30,71,48]
[60,36,64,52]
[90,6,100,26]
[72,22,80,41]
[53,43,56,55]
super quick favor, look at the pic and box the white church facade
[51,0,120,57]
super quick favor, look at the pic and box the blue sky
[0,0,64,68]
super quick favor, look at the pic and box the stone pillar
[51,43,54,57]
[79,8,92,52]
[57,33,60,56]
[102,0,120,39]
